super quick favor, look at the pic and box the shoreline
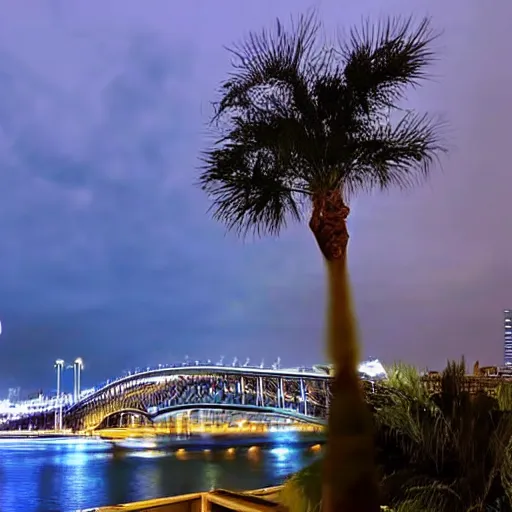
[0,430,326,448]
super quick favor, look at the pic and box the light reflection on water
[0,437,321,512]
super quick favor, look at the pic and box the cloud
[0,3,328,391]
[0,0,511,392]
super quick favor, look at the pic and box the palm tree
[199,13,446,512]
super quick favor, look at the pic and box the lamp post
[54,359,64,431]
[73,358,83,403]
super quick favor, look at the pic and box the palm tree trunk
[310,190,380,512]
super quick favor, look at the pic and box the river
[0,436,321,512]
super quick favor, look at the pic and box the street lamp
[54,359,65,431]
[73,358,83,403]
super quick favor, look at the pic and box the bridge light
[271,447,289,458]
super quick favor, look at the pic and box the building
[7,387,20,403]
[505,309,512,365]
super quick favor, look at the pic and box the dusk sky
[0,0,510,393]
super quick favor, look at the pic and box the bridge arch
[90,403,326,431]
[153,403,326,426]
[93,408,152,430]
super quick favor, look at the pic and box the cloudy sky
[0,0,510,393]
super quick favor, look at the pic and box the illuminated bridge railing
[90,364,329,395]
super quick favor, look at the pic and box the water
[0,437,320,512]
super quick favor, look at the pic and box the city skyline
[0,0,511,390]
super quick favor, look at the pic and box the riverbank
[0,430,82,439]
[0,428,325,447]
[102,430,325,451]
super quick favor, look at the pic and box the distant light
[359,359,387,378]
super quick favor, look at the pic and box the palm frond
[346,110,447,194]
[497,382,512,411]
[340,16,439,111]
[217,11,321,120]
[199,140,303,237]
[395,481,462,512]
[384,362,427,401]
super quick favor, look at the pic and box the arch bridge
[65,365,332,431]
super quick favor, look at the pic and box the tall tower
[73,358,83,403]
[505,310,512,365]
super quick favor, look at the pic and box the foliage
[374,360,512,511]
[281,458,323,512]
[281,459,394,512]
[283,361,512,511]
[384,362,430,403]
[497,381,512,411]
[199,12,447,238]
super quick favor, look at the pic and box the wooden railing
[82,486,285,512]
[82,484,397,511]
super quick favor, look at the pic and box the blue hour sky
[0,0,510,393]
